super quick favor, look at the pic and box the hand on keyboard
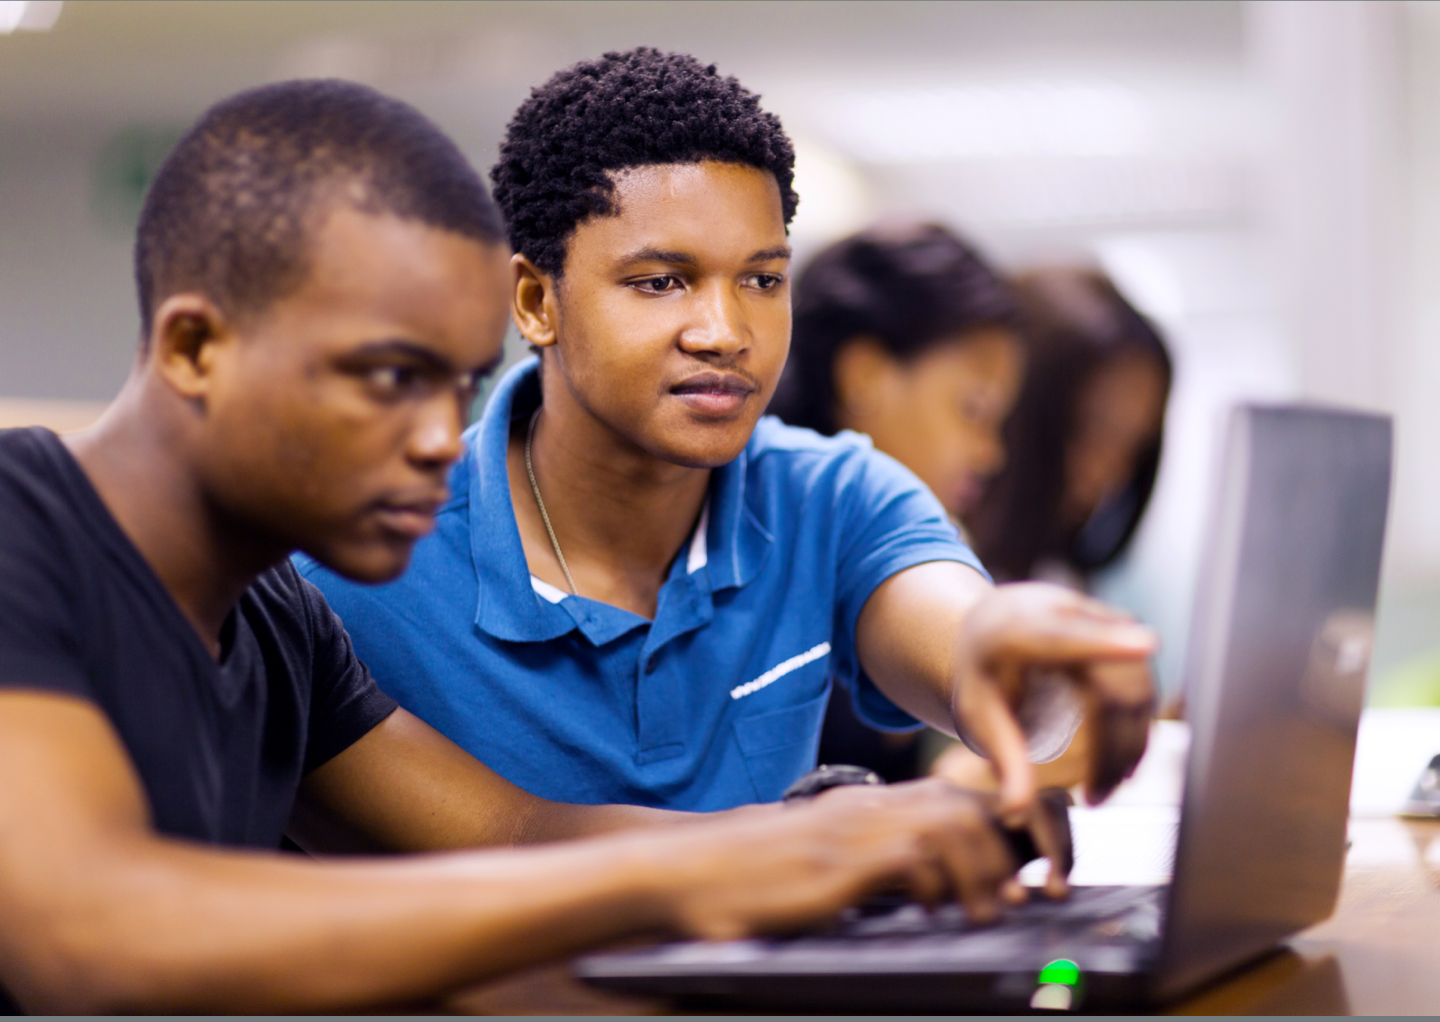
[647,777,1059,942]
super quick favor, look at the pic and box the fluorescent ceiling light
[827,82,1153,164]
[0,0,62,34]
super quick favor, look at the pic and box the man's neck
[507,380,711,620]
[63,377,282,659]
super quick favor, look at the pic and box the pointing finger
[956,685,1035,827]
[987,617,1157,669]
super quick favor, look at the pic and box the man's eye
[746,273,784,290]
[368,365,419,391]
[635,276,681,293]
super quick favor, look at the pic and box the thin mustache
[670,367,762,393]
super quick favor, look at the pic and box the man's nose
[408,394,466,468]
[678,283,747,357]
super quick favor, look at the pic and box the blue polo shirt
[298,359,988,810]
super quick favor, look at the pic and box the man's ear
[511,254,559,349]
[147,294,234,402]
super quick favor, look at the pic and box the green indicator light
[1038,958,1081,987]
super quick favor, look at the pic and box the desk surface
[448,817,1440,1016]
[1169,817,1440,1016]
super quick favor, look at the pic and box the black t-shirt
[0,427,398,847]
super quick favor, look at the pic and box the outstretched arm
[0,690,1018,1013]
[287,707,701,854]
[854,563,1157,826]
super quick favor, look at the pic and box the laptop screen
[1156,404,1391,999]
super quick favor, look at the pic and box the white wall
[0,122,139,399]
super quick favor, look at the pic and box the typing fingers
[932,800,1013,925]
[1025,787,1074,899]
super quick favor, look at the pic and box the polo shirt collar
[467,359,574,643]
[703,425,773,593]
[464,358,771,644]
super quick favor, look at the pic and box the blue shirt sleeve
[827,438,990,732]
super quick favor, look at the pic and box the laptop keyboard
[573,885,1167,983]
[829,885,1165,945]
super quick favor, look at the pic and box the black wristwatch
[782,764,884,801]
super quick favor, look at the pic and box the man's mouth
[371,494,445,540]
[669,371,758,418]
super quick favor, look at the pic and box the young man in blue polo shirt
[301,48,1156,827]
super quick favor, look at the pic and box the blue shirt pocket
[732,690,830,803]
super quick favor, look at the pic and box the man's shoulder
[742,417,924,505]
[249,558,311,604]
[244,559,332,643]
[0,428,88,551]
[746,416,874,461]
[0,425,56,452]
[0,426,65,491]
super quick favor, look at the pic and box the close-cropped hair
[769,222,1019,436]
[967,267,1173,582]
[134,78,505,341]
[490,47,798,279]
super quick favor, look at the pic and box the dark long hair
[967,267,1172,582]
[769,222,1017,435]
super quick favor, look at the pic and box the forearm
[5,832,668,1014]
[854,561,991,735]
[519,796,782,843]
[856,574,1158,818]
[517,799,691,841]
[856,569,1091,764]
[291,709,763,853]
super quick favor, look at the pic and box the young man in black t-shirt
[0,80,1094,1014]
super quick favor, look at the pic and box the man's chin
[302,540,416,585]
[656,423,756,470]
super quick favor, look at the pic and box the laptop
[573,403,1393,1012]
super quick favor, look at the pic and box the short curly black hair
[491,47,798,278]
[135,79,504,340]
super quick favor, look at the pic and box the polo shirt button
[645,654,659,673]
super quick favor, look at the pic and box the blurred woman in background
[966,266,1171,587]
[770,222,1025,781]
[933,266,1172,790]
[772,222,1023,521]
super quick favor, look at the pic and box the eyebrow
[347,340,456,375]
[748,246,792,263]
[618,247,698,267]
[616,245,793,267]
[352,341,507,380]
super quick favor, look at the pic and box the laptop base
[578,886,1162,1012]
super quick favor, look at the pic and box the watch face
[782,764,885,801]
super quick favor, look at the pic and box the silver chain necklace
[525,407,579,596]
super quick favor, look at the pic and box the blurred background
[1,0,1436,706]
